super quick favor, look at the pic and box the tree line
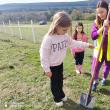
[0,8,96,24]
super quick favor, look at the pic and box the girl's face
[76,26,83,33]
[56,26,69,35]
[96,7,107,20]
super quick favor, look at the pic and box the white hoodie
[40,34,89,72]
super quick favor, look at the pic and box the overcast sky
[0,0,87,4]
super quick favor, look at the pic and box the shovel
[80,36,105,109]
[80,27,106,110]
[80,4,110,109]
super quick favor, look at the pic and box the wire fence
[0,20,93,44]
[0,20,40,43]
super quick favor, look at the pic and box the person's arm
[39,36,52,77]
[91,23,102,40]
[91,20,109,40]
[68,37,94,49]
[83,34,88,42]
[97,26,104,35]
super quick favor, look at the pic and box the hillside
[0,1,99,12]
[0,0,110,12]
[89,0,110,5]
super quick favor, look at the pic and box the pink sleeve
[71,48,75,54]
[82,34,88,42]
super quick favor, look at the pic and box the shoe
[76,70,80,74]
[61,96,67,102]
[92,82,98,91]
[101,80,106,86]
[55,101,63,107]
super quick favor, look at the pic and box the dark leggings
[50,63,65,102]
[74,51,84,65]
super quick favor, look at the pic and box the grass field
[0,21,110,110]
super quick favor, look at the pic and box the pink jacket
[71,33,88,54]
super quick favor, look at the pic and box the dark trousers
[50,63,65,102]
[74,51,84,65]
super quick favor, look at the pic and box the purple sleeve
[91,23,108,40]
[91,23,98,40]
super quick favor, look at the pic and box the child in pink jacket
[71,22,88,74]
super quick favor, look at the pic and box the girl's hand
[45,72,52,78]
[103,20,109,27]
[89,44,94,49]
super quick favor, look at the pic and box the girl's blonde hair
[47,11,72,36]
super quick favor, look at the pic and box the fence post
[18,20,23,40]
[31,20,36,43]
[0,23,1,32]
[3,21,6,33]
[9,20,14,36]
[0,24,2,32]
[87,23,89,35]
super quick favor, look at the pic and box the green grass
[0,21,110,110]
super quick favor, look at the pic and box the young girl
[91,0,110,91]
[71,22,88,74]
[40,11,93,107]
